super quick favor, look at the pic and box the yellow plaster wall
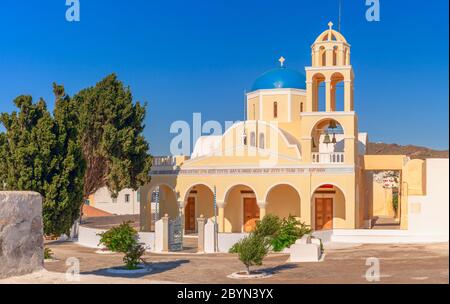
[192,185,215,221]
[247,97,259,120]
[266,185,301,219]
[372,181,395,217]
[364,155,405,171]
[403,159,426,196]
[224,185,250,232]
[261,94,289,121]
[158,185,179,219]
[290,95,306,121]
[143,170,358,231]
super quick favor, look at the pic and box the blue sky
[0,0,448,155]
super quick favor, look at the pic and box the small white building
[88,186,140,215]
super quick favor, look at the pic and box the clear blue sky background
[0,0,448,155]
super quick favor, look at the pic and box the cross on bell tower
[278,56,285,67]
[328,21,333,30]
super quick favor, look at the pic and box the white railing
[312,152,345,164]
[152,156,176,167]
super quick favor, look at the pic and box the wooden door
[315,198,333,230]
[185,197,195,231]
[243,198,259,232]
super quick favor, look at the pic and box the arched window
[300,102,304,113]
[250,132,256,147]
[259,133,265,149]
[333,46,338,66]
[242,131,247,145]
[273,102,278,118]
[320,46,326,66]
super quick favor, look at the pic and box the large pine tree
[73,73,152,198]
[0,88,85,235]
[0,74,152,234]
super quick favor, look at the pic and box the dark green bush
[98,221,138,253]
[123,243,146,269]
[271,215,311,252]
[392,191,399,212]
[44,247,53,260]
[254,214,281,238]
[98,221,146,269]
[229,214,280,253]
[235,234,269,274]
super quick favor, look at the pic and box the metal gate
[168,216,183,251]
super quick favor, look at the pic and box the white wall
[408,159,449,238]
[77,226,154,250]
[91,186,140,215]
[218,233,248,253]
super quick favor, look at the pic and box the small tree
[392,191,399,213]
[253,214,281,239]
[98,221,145,269]
[271,215,311,252]
[235,234,269,275]
[229,214,280,254]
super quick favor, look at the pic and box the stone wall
[0,191,44,278]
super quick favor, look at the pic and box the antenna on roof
[243,89,247,145]
[338,0,342,32]
[243,89,247,120]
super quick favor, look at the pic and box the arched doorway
[224,185,258,233]
[265,184,301,219]
[183,184,215,233]
[150,184,178,221]
[312,184,346,230]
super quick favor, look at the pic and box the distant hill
[367,142,449,159]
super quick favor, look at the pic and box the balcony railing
[312,152,345,164]
[152,156,176,167]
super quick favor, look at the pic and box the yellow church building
[139,23,430,236]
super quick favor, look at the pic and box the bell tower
[305,22,354,112]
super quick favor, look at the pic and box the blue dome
[251,67,306,92]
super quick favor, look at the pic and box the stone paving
[40,241,449,284]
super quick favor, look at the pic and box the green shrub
[253,214,281,238]
[44,247,53,260]
[229,214,280,253]
[229,242,240,254]
[98,221,146,269]
[271,215,311,252]
[392,191,399,211]
[123,243,146,269]
[235,234,269,274]
[98,221,138,253]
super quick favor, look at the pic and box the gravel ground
[1,241,446,284]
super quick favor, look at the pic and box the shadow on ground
[258,263,298,275]
[82,259,190,278]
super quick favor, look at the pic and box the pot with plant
[44,247,58,262]
[97,221,151,273]
[228,233,271,278]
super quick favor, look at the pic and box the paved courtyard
[35,241,450,284]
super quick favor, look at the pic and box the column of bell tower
[305,22,354,112]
